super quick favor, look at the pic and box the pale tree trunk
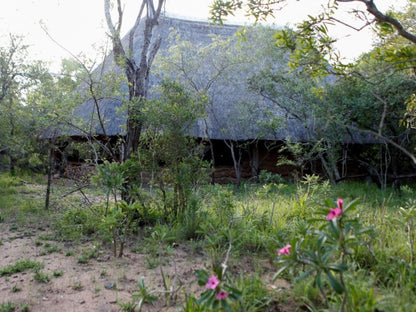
[226,140,243,190]
[104,0,164,161]
[250,141,260,182]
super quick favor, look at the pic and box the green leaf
[328,263,348,272]
[343,198,360,214]
[195,269,209,286]
[272,263,290,280]
[328,219,340,238]
[313,271,322,289]
[325,270,344,294]
[221,299,232,312]
[376,21,395,36]
[198,290,212,303]
[296,269,315,282]
[212,298,219,310]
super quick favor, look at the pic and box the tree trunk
[45,138,56,210]
[250,141,260,182]
[104,0,164,163]
[228,141,243,189]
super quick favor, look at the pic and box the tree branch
[337,0,416,44]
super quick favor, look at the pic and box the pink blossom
[205,275,220,289]
[326,198,343,221]
[216,290,229,300]
[326,208,342,220]
[277,244,291,256]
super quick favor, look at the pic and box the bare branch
[337,0,416,44]
[329,16,370,32]
[116,0,123,33]
[346,123,416,165]
[129,1,146,54]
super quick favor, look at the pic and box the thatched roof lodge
[72,16,310,141]
[64,15,376,183]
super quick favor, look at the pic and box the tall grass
[1,171,415,310]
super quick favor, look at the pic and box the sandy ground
[0,224,207,312]
[0,223,292,312]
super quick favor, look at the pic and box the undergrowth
[0,172,415,311]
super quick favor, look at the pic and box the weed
[9,224,18,232]
[40,245,62,256]
[34,241,43,246]
[131,277,157,311]
[23,231,34,237]
[0,302,17,312]
[182,295,205,312]
[73,281,83,291]
[10,286,21,292]
[77,256,89,264]
[34,271,50,283]
[53,270,63,277]
[54,207,100,241]
[118,301,136,312]
[65,250,74,257]
[235,274,275,311]
[77,244,100,264]
[0,259,44,276]
[37,234,56,241]
[144,256,159,269]
[21,304,30,312]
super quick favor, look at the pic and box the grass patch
[0,302,17,312]
[65,250,75,257]
[34,271,50,283]
[77,245,100,264]
[40,245,62,256]
[0,259,44,277]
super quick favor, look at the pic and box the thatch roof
[70,15,373,144]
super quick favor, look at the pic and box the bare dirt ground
[0,224,292,312]
[0,178,293,311]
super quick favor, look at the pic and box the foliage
[210,0,416,73]
[54,206,102,241]
[130,277,158,311]
[92,161,125,214]
[325,66,416,186]
[100,200,136,257]
[0,260,44,277]
[2,171,416,310]
[154,26,286,187]
[195,265,242,311]
[274,198,376,311]
[0,35,50,172]
[258,170,285,185]
[139,80,209,217]
[34,271,50,283]
[210,0,416,170]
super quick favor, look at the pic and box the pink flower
[277,244,291,256]
[326,198,343,221]
[205,275,220,289]
[216,290,229,300]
